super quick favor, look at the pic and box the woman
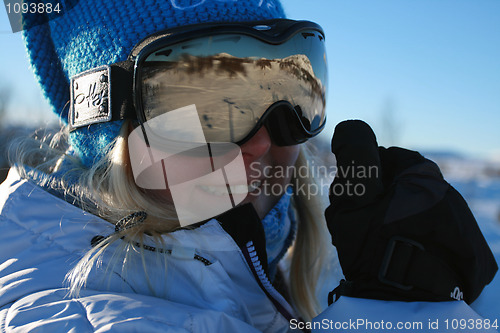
[0,0,496,331]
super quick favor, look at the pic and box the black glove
[325,120,497,305]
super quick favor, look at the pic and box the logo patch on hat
[70,66,112,129]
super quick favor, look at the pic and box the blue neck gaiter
[260,186,296,280]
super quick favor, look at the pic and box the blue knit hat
[23,0,286,167]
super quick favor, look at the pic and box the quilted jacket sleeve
[0,288,261,333]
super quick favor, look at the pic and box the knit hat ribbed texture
[23,0,286,167]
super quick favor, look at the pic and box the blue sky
[1,0,499,159]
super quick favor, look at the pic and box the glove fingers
[330,120,384,206]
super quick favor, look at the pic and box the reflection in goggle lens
[140,30,327,145]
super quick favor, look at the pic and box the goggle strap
[69,60,136,131]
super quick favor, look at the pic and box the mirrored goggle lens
[139,29,327,144]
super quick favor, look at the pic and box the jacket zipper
[242,240,297,323]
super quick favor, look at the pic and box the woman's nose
[240,127,272,165]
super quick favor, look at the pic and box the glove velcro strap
[378,236,463,300]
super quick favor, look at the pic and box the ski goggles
[69,19,328,146]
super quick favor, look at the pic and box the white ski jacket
[0,169,497,332]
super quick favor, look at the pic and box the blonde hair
[12,122,332,321]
